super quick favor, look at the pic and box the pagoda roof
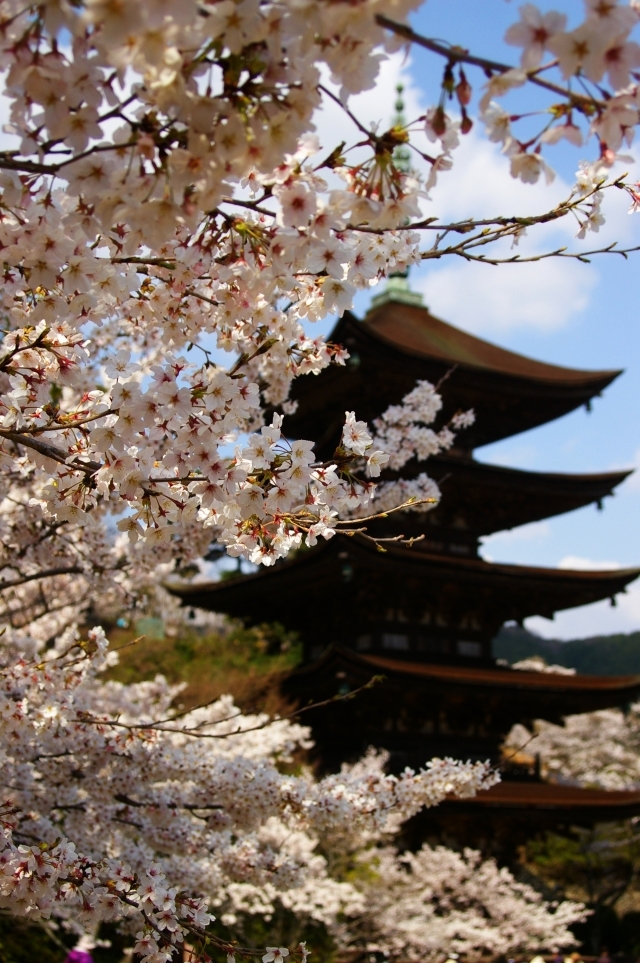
[323,649,640,697]
[450,782,640,813]
[365,299,615,381]
[288,645,640,715]
[414,781,640,836]
[279,646,640,775]
[284,304,621,451]
[169,536,640,637]
[371,455,631,544]
[398,780,640,845]
[279,647,640,773]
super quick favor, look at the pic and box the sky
[311,0,640,640]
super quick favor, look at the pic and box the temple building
[171,288,640,837]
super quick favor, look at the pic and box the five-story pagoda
[170,287,640,837]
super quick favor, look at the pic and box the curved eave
[167,537,640,626]
[375,458,633,538]
[404,456,632,498]
[363,301,619,384]
[283,645,640,720]
[353,651,640,695]
[290,644,640,698]
[285,311,621,451]
[441,781,640,818]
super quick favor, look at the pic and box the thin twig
[76,675,384,738]
[375,16,601,111]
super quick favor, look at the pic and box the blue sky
[312,0,640,639]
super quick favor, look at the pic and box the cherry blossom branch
[375,15,600,110]
[334,496,436,524]
[318,84,376,140]
[0,566,83,590]
[76,675,385,738]
[354,178,612,234]
[0,430,101,474]
[0,140,138,176]
[440,240,640,265]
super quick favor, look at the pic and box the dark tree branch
[375,15,601,110]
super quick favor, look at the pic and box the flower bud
[456,71,472,107]
[460,111,473,135]
[430,106,447,138]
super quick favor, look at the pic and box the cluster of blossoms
[0,623,498,960]
[349,381,474,518]
[0,0,427,571]
[413,0,640,243]
[335,843,586,961]
[506,701,640,791]
[0,0,640,588]
[215,804,587,962]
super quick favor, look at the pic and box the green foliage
[525,824,640,904]
[209,905,337,963]
[0,919,129,963]
[493,624,640,676]
[105,621,302,713]
[524,825,640,955]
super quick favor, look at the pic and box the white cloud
[309,51,640,340]
[401,100,637,337]
[406,123,605,335]
[481,521,550,557]
[526,581,640,639]
[418,256,596,334]
[558,555,621,571]
[428,125,573,223]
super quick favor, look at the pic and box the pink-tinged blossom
[547,22,611,80]
[276,184,318,229]
[603,34,640,89]
[342,412,373,456]
[322,279,356,315]
[504,5,567,69]
[479,69,527,113]
[505,698,640,791]
[0,0,638,947]
[263,949,290,963]
[541,120,584,147]
[340,842,586,961]
[482,103,515,149]
[584,0,640,36]
[510,150,555,185]
[0,622,497,958]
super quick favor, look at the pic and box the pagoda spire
[391,82,411,173]
[370,84,424,310]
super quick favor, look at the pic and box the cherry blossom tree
[506,701,640,791]
[336,842,586,961]
[0,624,497,962]
[2,0,640,957]
[209,798,588,962]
